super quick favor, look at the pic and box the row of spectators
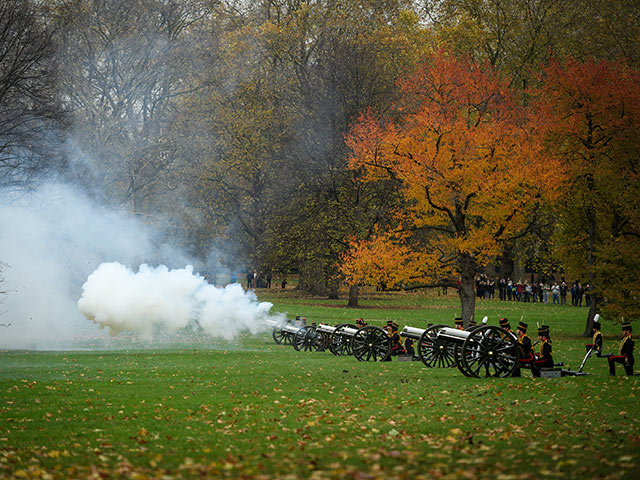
[475,274,592,306]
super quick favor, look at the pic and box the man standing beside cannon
[608,322,635,376]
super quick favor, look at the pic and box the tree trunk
[584,292,598,337]
[458,254,477,327]
[347,284,359,308]
[583,204,597,337]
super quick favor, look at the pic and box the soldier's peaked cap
[517,321,528,331]
[499,318,509,326]
[622,321,632,331]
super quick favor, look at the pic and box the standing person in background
[543,281,550,304]
[499,278,506,301]
[246,271,253,289]
[551,282,560,305]
[577,283,584,306]
[560,281,568,305]
[266,271,272,288]
[230,272,237,284]
[507,279,513,301]
[585,283,592,307]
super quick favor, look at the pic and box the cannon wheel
[308,327,326,352]
[292,326,309,351]
[329,324,356,356]
[272,326,292,345]
[454,326,486,377]
[461,325,520,378]
[352,326,391,362]
[418,324,456,368]
[293,326,324,352]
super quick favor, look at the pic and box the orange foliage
[344,49,562,287]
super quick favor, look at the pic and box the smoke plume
[78,262,278,341]
[0,182,282,349]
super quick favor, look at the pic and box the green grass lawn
[1,291,639,479]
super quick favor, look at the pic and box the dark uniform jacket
[592,331,603,355]
[536,339,554,368]
[619,335,635,366]
[518,333,533,360]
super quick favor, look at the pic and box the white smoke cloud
[0,182,281,349]
[78,262,278,341]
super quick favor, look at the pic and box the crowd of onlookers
[475,274,593,306]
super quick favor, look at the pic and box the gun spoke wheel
[418,325,456,368]
[329,324,356,356]
[352,326,390,362]
[272,327,292,345]
[293,327,310,351]
[461,326,519,378]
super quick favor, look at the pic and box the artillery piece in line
[311,323,393,361]
[266,318,519,375]
[266,319,392,361]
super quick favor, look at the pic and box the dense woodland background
[1,0,639,327]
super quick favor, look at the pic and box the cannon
[427,325,520,377]
[318,323,391,361]
[350,325,392,361]
[401,325,457,369]
[315,323,351,355]
[264,319,294,346]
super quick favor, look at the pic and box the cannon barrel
[400,326,426,340]
[437,327,471,342]
[282,324,303,335]
[339,326,359,336]
[263,319,284,329]
[316,323,337,334]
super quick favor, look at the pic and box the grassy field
[1,290,639,479]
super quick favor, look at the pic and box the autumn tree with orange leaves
[535,57,640,334]
[343,49,562,325]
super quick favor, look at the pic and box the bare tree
[53,0,210,214]
[0,0,66,193]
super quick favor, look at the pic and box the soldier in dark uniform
[454,317,464,330]
[608,322,635,376]
[585,317,603,357]
[387,322,404,356]
[513,321,533,377]
[531,326,553,377]
[499,317,512,335]
[404,337,416,357]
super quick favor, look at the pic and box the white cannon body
[437,327,471,343]
[400,326,426,340]
[316,323,337,335]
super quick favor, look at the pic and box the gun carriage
[432,325,520,377]
[401,325,457,369]
[264,319,294,346]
